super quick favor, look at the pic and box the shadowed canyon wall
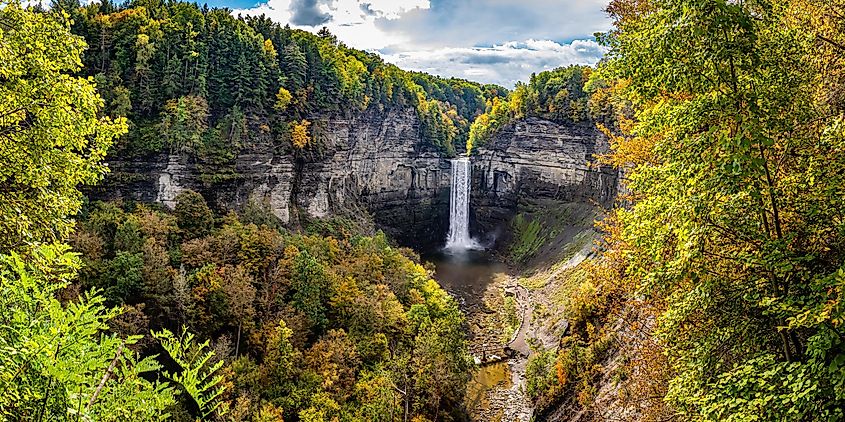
[92,111,617,248]
[471,117,619,243]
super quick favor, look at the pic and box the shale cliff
[93,111,616,248]
[471,117,618,241]
[95,108,450,246]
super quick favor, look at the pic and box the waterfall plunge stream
[445,157,480,251]
[430,158,528,420]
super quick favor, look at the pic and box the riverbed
[425,247,533,421]
[425,248,507,306]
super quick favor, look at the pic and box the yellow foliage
[263,39,277,59]
[275,87,293,111]
[291,119,311,149]
[596,121,656,168]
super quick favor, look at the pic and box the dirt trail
[505,283,531,357]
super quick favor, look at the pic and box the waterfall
[445,157,480,250]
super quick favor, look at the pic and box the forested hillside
[5,0,845,420]
[57,0,505,158]
[518,0,845,420]
[71,196,471,420]
[1,1,473,420]
[467,65,593,154]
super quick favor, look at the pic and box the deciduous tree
[0,1,126,252]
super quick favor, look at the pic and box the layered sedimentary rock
[92,111,616,249]
[470,117,618,240]
[293,109,451,246]
[93,108,451,247]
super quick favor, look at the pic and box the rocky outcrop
[92,113,617,249]
[93,108,452,247]
[293,109,451,246]
[470,117,618,241]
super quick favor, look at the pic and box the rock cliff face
[470,117,618,242]
[92,112,616,248]
[93,108,452,247]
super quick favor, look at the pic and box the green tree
[0,1,127,252]
[593,0,845,418]
[99,251,144,305]
[174,190,214,239]
[153,328,229,419]
[160,95,209,154]
[0,245,174,420]
[281,43,308,92]
[291,249,331,330]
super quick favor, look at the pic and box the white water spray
[445,157,481,251]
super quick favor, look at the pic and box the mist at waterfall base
[445,157,483,252]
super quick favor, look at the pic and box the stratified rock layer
[94,108,451,247]
[471,117,618,242]
[92,111,617,248]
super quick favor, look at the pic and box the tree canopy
[526,0,845,419]
[0,1,126,252]
[0,3,226,419]
[55,0,506,158]
[467,65,592,154]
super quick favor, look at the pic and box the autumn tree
[0,1,126,252]
[590,0,845,418]
[291,119,312,149]
[275,86,293,111]
[219,265,257,355]
[175,190,214,239]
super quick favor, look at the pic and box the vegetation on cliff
[466,65,592,154]
[524,0,845,420]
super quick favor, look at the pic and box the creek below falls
[425,249,523,420]
[414,158,533,421]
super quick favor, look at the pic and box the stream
[426,248,533,422]
[425,158,534,421]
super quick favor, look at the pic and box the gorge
[88,88,618,421]
[54,1,632,417]
[6,0,845,421]
[94,111,618,253]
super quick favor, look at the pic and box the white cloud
[234,0,612,86]
[381,39,607,87]
[361,0,430,19]
[234,0,430,50]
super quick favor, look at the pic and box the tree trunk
[236,321,242,356]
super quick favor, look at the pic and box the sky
[45,0,612,87]
[216,0,613,88]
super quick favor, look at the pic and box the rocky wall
[470,117,618,241]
